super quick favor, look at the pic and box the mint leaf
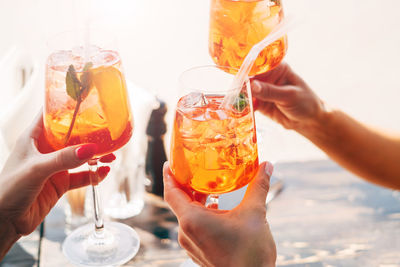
[80,62,93,100]
[66,65,81,101]
[233,92,249,112]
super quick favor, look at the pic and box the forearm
[297,108,400,189]
[0,219,21,260]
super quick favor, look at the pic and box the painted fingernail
[100,153,116,163]
[98,166,111,177]
[264,161,274,177]
[76,144,98,160]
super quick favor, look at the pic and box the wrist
[295,100,333,139]
[0,218,21,260]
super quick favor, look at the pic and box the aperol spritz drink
[209,0,287,76]
[44,49,133,156]
[171,94,258,194]
[170,66,258,196]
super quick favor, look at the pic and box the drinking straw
[221,17,295,108]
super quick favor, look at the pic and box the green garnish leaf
[233,92,249,112]
[80,62,93,100]
[66,65,81,101]
[64,62,93,144]
[83,62,93,72]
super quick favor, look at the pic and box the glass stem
[206,194,219,209]
[88,159,104,237]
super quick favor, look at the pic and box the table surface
[3,159,400,267]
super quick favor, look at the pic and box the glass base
[62,222,140,267]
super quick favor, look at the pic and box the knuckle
[54,151,66,170]
[28,157,48,177]
[252,205,267,218]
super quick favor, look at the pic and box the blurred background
[1,0,400,162]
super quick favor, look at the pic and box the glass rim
[46,28,117,52]
[179,65,249,94]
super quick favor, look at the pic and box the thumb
[251,80,293,103]
[241,162,274,208]
[37,143,98,177]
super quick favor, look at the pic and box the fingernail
[264,161,274,177]
[163,161,169,169]
[98,166,111,177]
[76,144,98,160]
[251,80,261,93]
[101,153,116,163]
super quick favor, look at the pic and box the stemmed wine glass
[44,31,140,266]
[170,65,258,208]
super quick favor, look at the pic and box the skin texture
[164,161,276,267]
[251,62,400,189]
[0,114,115,260]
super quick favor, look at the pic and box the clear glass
[65,186,88,232]
[44,31,140,266]
[209,0,288,76]
[170,65,259,207]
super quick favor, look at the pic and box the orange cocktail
[171,92,258,195]
[209,0,287,76]
[44,49,133,157]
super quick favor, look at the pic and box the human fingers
[240,162,273,209]
[253,62,292,84]
[163,162,195,217]
[29,111,44,141]
[68,166,110,190]
[251,80,296,104]
[35,143,98,179]
[99,153,116,163]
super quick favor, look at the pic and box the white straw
[222,16,295,108]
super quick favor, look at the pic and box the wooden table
[3,159,400,266]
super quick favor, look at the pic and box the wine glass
[44,31,140,266]
[209,0,287,76]
[170,65,258,208]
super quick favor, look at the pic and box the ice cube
[90,49,119,67]
[47,50,74,72]
[181,92,208,109]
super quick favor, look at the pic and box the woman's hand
[164,162,276,267]
[0,114,115,259]
[251,62,326,133]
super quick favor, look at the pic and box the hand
[0,114,115,258]
[164,162,276,267]
[251,62,326,132]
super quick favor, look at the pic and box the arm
[251,63,400,189]
[300,108,400,188]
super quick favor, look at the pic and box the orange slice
[92,66,130,140]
